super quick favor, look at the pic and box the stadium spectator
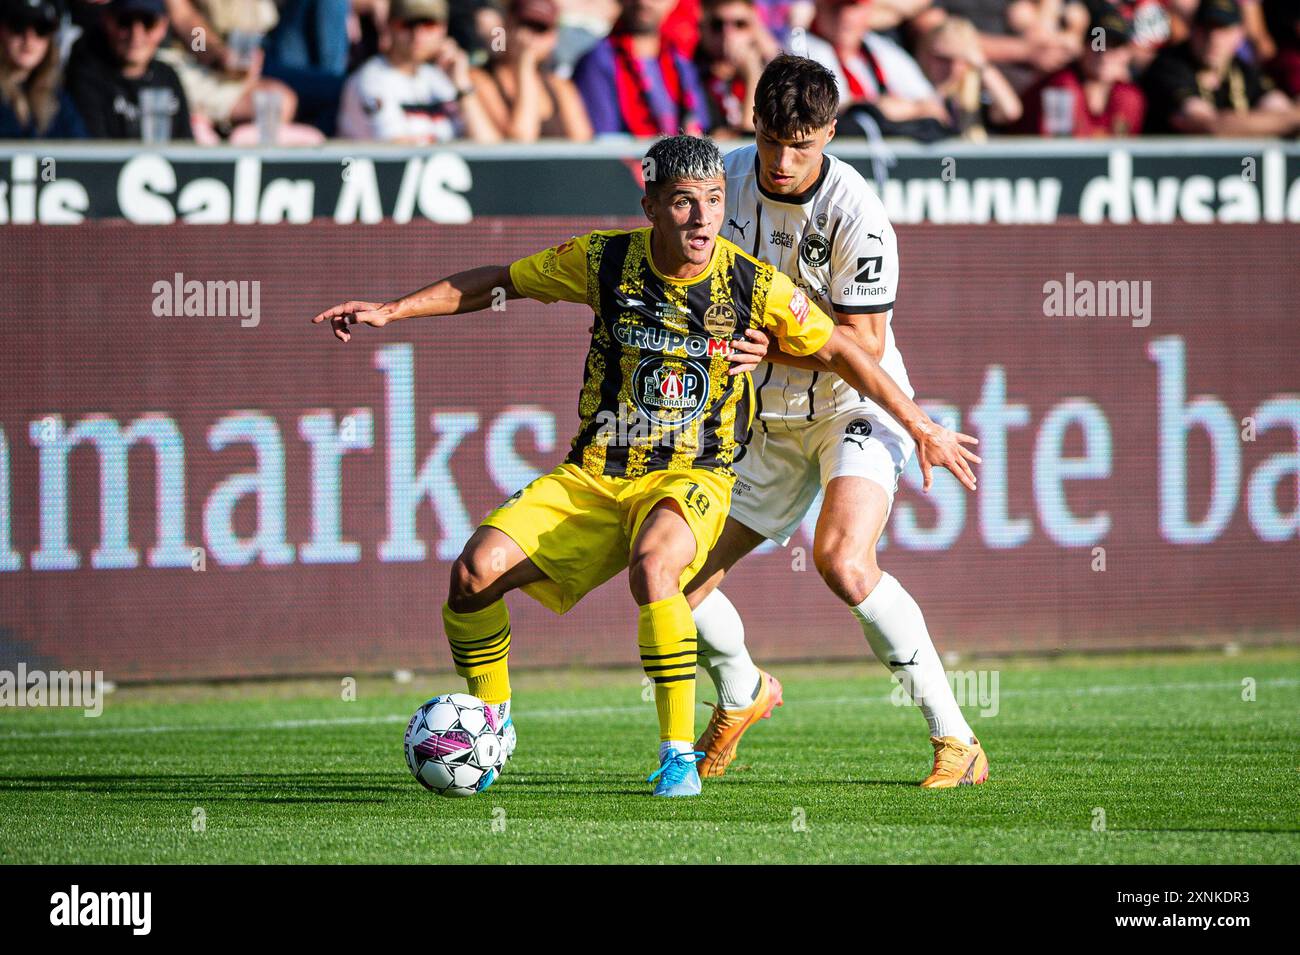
[1019,2,1144,134]
[1087,0,1186,72]
[799,0,951,140]
[260,0,350,133]
[755,0,810,34]
[450,0,504,67]
[863,0,943,33]
[1142,0,1300,133]
[550,0,617,77]
[470,0,593,138]
[571,0,708,135]
[66,0,194,138]
[915,14,1021,137]
[0,0,88,137]
[337,0,499,141]
[1240,0,1275,62]
[153,0,304,141]
[1262,0,1299,96]
[345,0,389,69]
[936,0,1088,92]
[661,0,699,55]
[693,0,779,135]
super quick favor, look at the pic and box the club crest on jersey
[799,233,830,267]
[703,302,736,338]
[633,356,710,427]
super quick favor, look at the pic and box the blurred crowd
[2,0,1299,142]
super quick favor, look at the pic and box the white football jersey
[722,143,913,431]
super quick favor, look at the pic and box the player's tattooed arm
[311,266,523,342]
[812,327,981,492]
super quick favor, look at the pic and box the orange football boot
[921,735,990,789]
[694,670,783,778]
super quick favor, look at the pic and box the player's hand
[913,418,981,493]
[311,300,393,342]
[726,328,770,376]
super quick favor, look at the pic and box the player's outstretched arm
[812,326,981,492]
[311,265,521,342]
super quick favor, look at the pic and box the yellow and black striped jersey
[508,227,835,480]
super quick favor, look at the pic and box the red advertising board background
[2,220,1298,680]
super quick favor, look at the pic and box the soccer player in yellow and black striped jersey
[312,135,977,796]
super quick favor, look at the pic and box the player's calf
[442,528,546,752]
[629,501,706,794]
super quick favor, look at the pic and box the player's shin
[442,600,512,709]
[637,594,698,749]
[693,589,761,709]
[849,573,975,743]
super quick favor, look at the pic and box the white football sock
[850,573,975,742]
[659,740,695,759]
[692,589,761,710]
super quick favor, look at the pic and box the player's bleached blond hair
[641,135,725,197]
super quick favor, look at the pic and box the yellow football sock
[637,594,697,743]
[442,601,512,705]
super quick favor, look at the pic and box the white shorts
[730,409,915,546]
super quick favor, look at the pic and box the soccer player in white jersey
[685,54,990,788]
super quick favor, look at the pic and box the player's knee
[813,545,880,605]
[627,551,681,603]
[447,553,495,612]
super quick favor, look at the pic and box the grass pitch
[1,648,1297,864]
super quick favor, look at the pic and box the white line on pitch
[1,677,1296,741]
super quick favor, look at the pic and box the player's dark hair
[754,54,839,139]
[642,135,725,197]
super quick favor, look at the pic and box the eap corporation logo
[633,356,709,427]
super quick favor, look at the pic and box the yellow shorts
[482,463,733,615]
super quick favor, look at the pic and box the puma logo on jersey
[866,231,884,245]
[727,218,750,239]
